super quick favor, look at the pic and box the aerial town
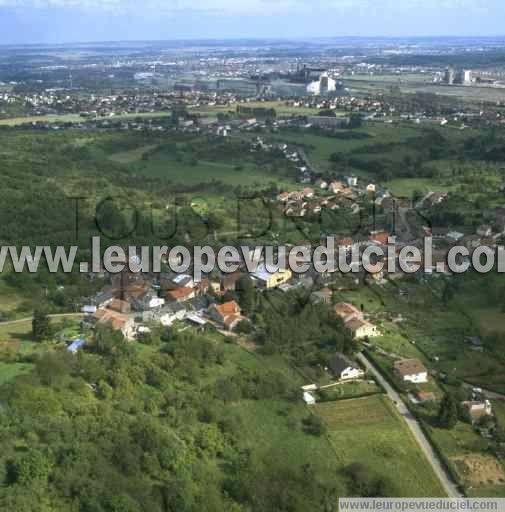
[0,26,505,512]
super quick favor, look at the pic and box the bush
[302,415,326,436]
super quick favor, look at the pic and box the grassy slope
[109,146,296,189]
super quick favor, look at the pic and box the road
[357,352,462,498]
[461,381,505,401]
[0,313,85,327]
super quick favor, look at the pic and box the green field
[0,361,34,386]
[193,100,322,117]
[110,147,296,189]
[0,320,33,345]
[318,380,382,402]
[0,111,172,126]
[314,395,447,497]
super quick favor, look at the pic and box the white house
[172,274,194,288]
[143,303,186,327]
[394,359,428,384]
[345,318,381,339]
[462,400,493,424]
[328,353,365,381]
[303,392,316,405]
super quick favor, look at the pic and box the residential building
[208,300,243,331]
[303,391,316,405]
[165,287,196,303]
[251,264,293,289]
[143,303,187,327]
[346,318,379,338]
[108,299,131,314]
[310,288,333,304]
[461,400,493,424]
[477,225,493,237]
[328,353,365,381]
[93,309,135,340]
[394,359,428,384]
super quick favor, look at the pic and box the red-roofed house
[165,287,196,303]
[369,231,391,245]
[209,301,244,331]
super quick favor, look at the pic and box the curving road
[357,352,462,498]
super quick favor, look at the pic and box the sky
[0,0,503,45]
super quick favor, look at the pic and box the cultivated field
[313,395,447,497]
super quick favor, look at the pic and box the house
[303,187,315,199]
[415,391,436,404]
[108,299,131,314]
[94,290,114,309]
[337,238,355,253]
[310,288,333,304]
[447,231,464,242]
[208,300,243,331]
[328,353,365,381]
[315,179,328,190]
[462,235,481,249]
[221,272,244,292]
[334,302,362,323]
[81,305,97,315]
[369,231,390,245]
[165,287,196,303]
[129,289,164,312]
[430,227,449,240]
[461,400,493,424]
[251,264,292,289]
[303,391,316,405]
[394,359,428,384]
[186,313,208,329]
[477,225,493,238]
[345,317,380,339]
[195,279,210,296]
[172,274,194,288]
[143,303,187,326]
[329,181,345,194]
[93,309,135,340]
[418,191,448,209]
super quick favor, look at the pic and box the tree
[302,415,326,436]
[32,309,51,342]
[236,276,256,314]
[11,449,53,486]
[348,113,363,129]
[438,393,458,429]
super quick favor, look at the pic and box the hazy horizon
[0,0,504,45]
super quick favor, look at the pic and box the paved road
[357,352,462,498]
[0,313,84,327]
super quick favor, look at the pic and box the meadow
[313,395,447,497]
